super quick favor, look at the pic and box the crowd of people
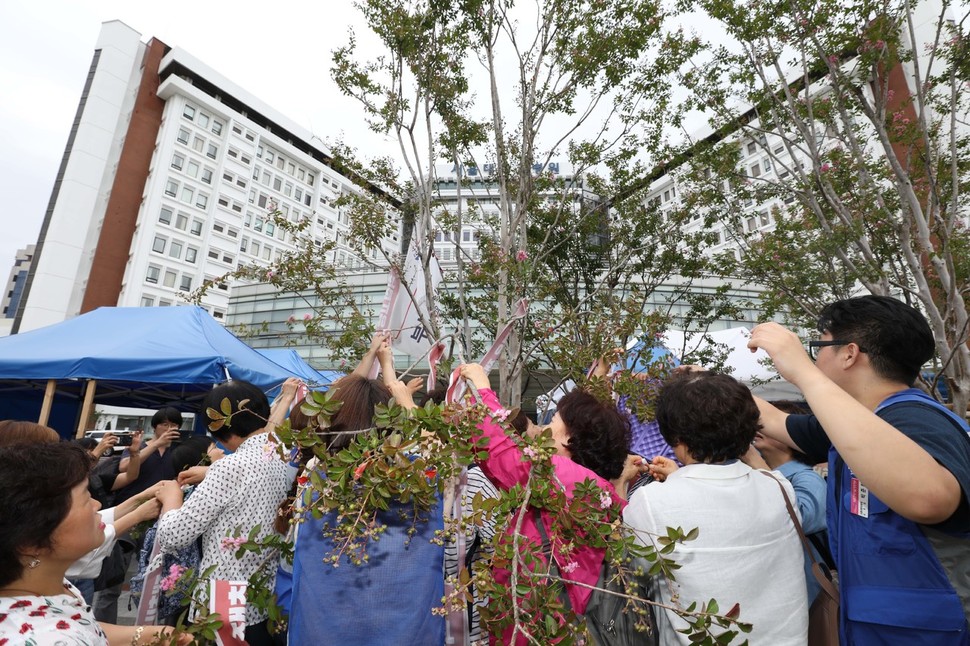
[1,295,968,645]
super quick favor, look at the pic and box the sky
[0,0,392,278]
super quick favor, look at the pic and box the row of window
[158,207,205,237]
[171,153,214,185]
[145,264,194,292]
[164,178,209,211]
[176,128,219,160]
[182,103,224,137]
[251,166,314,207]
[151,234,200,265]
[256,144,317,187]
[140,294,226,320]
[434,229,482,243]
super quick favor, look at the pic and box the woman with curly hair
[459,363,634,645]
[624,371,807,645]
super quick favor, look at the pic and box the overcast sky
[0,0,393,278]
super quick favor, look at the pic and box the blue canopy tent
[255,349,342,390]
[0,306,329,437]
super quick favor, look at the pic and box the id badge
[850,477,869,518]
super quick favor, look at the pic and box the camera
[83,430,136,454]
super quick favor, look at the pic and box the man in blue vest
[749,295,970,644]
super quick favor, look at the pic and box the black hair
[201,380,271,442]
[151,407,184,429]
[0,443,92,587]
[657,372,760,463]
[168,435,213,473]
[75,437,98,451]
[556,389,630,480]
[818,295,934,386]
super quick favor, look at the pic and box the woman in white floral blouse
[0,439,187,645]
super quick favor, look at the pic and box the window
[266,222,275,236]
[284,182,293,198]
[240,238,249,253]
[442,247,452,260]
[207,249,220,260]
[159,299,172,307]
[146,265,160,284]
[218,197,230,209]
[257,195,267,208]
[212,120,223,136]
[175,213,188,230]
[187,160,200,178]
[276,156,285,170]
[196,193,208,209]
[213,309,225,320]
[183,105,196,120]
[198,113,209,128]
[307,173,314,186]
[152,236,166,253]
[228,148,239,159]
[177,128,190,145]
[159,207,173,225]
[295,188,303,201]
[257,146,263,159]
[141,296,155,307]
[750,163,761,178]
[244,213,252,227]
[262,246,272,261]
[265,150,275,163]
[169,240,183,259]
[193,137,205,153]
[763,159,772,172]
[223,172,234,184]
[213,222,226,234]
[228,227,239,238]
[165,180,178,197]
[171,153,184,171]
[190,219,204,236]
[304,194,311,207]
[760,211,771,226]
[273,177,282,191]
[221,252,234,264]
[232,124,243,135]
[201,169,213,185]
[240,154,251,165]
[462,230,471,242]
[163,270,177,288]
[747,142,757,155]
[251,241,261,256]
[254,218,263,232]
[186,247,198,263]
[747,216,757,231]
[179,275,192,291]
[245,132,255,142]
[181,186,194,204]
[287,162,296,175]
[206,144,218,159]
[298,168,306,181]
[663,190,670,202]
[774,145,784,155]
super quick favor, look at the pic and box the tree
[655,0,970,409]
[330,0,737,405]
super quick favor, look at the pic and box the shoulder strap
[876,388,969,432]
[532,507,574,613]
[758,471,839,601]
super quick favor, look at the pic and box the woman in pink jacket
[459,364,633,644]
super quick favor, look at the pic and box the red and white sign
[209,579,249,646]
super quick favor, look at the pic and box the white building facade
[14,21,398,333]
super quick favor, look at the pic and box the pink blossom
[159,564,186,592]
[820,163,833,172]
[261,440,277,462]
[523,446,539,461]
[827,55,839,65]
[493,408,512,422]
[303,313,313,322]
[287,315,296,324]
[515,250,529,262]
[561,561,580,574]
[220,536,247,553]
[265,270,275,280]
[598,490,613,510]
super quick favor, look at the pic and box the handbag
[760,471,840,646]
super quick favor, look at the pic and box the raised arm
[111,430,144,490]
[748,322,962,524]
[352,332,388,378]
[267,377,302,431]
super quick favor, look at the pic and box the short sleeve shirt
[0,581,107,645]
[787,401,970,533]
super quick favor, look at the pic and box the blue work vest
[829,389,970,644]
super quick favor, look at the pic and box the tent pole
[76,379,97,439]
[38,380,57,425]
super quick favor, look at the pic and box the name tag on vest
[850,477,869,518]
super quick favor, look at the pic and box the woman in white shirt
[624,372,808,645]
[156,380,294,646]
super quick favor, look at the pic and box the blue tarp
[255,349,341,389]
[0,306,335,433]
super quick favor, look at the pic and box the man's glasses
[807,340,866,361]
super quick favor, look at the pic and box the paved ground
[116,558,139,625]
